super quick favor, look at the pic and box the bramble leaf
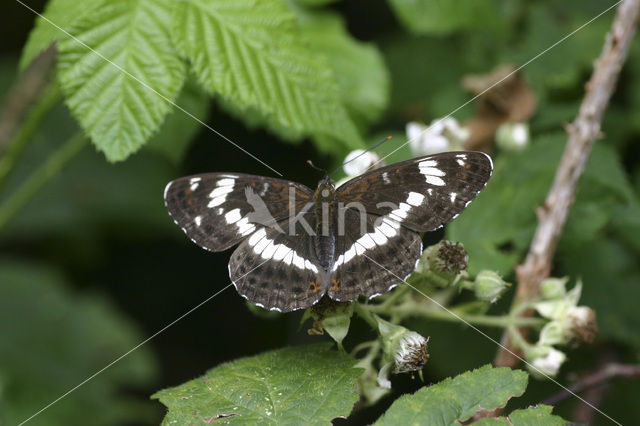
[388,0,505,35]
[171,0,362,153]
[375,365,527,425]
[153,343,362,425]
[474,404,569,425]
[18,0,100,70]
[57,0,186,162]
[292,8,390,127]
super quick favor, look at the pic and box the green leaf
[153,344,362,425]
[375,365,528,425]
[388,0,505,35]
[19,0,101,70]
[57,0,186,162]
[0,259,156,425]
[171,0,362,154]
[474,405,568,425]
[291,7,390,127]
[145,79,210,165]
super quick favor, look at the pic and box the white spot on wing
[382,172,391,184]
[194,215,202,226]
[449,192,457,203]
[248,228,266,246]
[210,186,233,198]
[406,191,425,206]
[424,175,445,186]
[217,178,235,186]
[225,208,242,224]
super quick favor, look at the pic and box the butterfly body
[164,151,493,312]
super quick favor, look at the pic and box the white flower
[529,346,566,377]
[342,149,381,177]
[496,122,529,152]
[406,117,469,156]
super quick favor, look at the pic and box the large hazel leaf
[171,0,362,153]
[57,0,186,162]
[474,404,569,425]
[375,365,528,425]
[152,343,362,425]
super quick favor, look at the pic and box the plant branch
[542,363,640,406]
[0,81,61,191]
[493,0,640,369]
[0,46,56,152]
[0,132,87,232]
[364,301,545,329]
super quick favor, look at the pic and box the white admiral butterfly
[164,151,492,312]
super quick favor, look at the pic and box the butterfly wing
[164,173,313,252]
[336,151,492,232]
[228,212,324,312]
[328,209,422,302]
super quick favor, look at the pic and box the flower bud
[540,277,568,300]
[376,317,430,375]
[538,320,567,346]
[417,241,468,283]
[343,149,381,177]
[527,345,566,378]
[407,117,469,156]
[496,122,529,152]
[474,270,510,303]
[567,306,597,344]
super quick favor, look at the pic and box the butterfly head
[315,176,336,201]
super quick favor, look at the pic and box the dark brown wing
[164,173,313,251]
[336,151,492,232]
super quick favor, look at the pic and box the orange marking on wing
[332,279,340,291]
[464,163,471,170]
[309,280,320,293]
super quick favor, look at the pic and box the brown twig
[544,362,640,405]
[493,0,640,369]
[0,45,56,153]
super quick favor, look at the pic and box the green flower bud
[538,320,568,346]
[540,277,568,300]
[474,270,510,303]
[496,122,529,152]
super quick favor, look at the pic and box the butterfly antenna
[307,160,327,176]
[329,135,392,177]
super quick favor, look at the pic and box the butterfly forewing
[164,173,313,252]
[336,151,492,232]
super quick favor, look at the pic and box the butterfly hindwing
[164,173,313,252]
[336,151,492,232]
[328,208,422,302]
[228,212,324,312]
